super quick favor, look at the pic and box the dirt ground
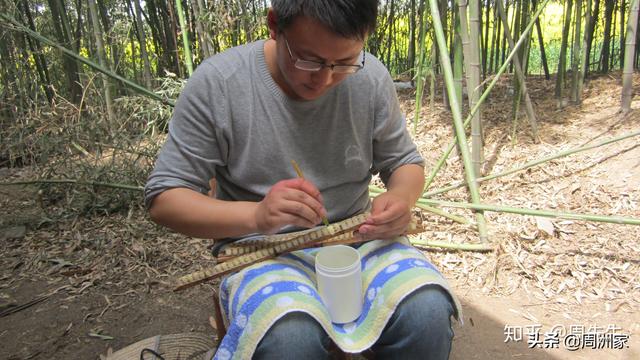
[1,72,639,359]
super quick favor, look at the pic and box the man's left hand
[356,190,412,241]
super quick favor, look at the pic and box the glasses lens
[295,60,323,71]
[332,65,361,74]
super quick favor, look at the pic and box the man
[145,1,459,358]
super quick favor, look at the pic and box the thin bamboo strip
[411,239,493,251]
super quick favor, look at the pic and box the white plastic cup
[315,245,363,323]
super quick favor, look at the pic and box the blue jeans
[253,285,455,360]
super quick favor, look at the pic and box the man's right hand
[255,178,328,234]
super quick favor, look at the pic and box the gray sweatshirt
[144,40,424,225]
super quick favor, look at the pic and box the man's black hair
[271,0,378,40]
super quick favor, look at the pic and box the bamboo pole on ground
[621,0,640,113]
[496,0,540,141]
[424,130,640,198]
[424,0,552,192]
[419,198,640,226]
[428,0,489,242]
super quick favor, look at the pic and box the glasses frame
[283,35,365,74]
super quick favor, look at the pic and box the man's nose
[311,67,333,87]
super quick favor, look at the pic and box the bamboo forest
[1,0,639,358]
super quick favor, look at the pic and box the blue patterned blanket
[212,237,461,359]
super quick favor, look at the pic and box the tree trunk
[131,0,153,88]
[469,0,484,174]
[496,0,540,139]
[490,1,500,74]
[453,3,463,116]
[88,0,114,123]
[175,0,194,76]
[409,0,416,83]
[571,0,583,103]
[610,0,619,70]
[165,1,184,78]
[556,0,573,106]
[578,0,593,97]
[46,0,82,102]
[601,0,615,72]
[482,0,491,77]
[620,0,627,68]
[621,0,639,112]
[195,0,212,58]
[585,0,601,76]
[534,6,550,79]
[144,0,166,76]
[385,0,396,69]
[97,0,125,94]
[20,0,53,104]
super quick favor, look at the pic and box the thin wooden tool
[291,159,330,226]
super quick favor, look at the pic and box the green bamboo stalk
[453,8,464,116]
[175,0,194,76]
[428,0,489,242]
[468,0,484,176]
[410,239,494,251]
[423,0,551,191]
[457,0,484,176]
[0,13,175,107]
[425,130,640,198]
[418,198,640,226]
[415,203,471,225]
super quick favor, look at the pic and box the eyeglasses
[283,35,365,74]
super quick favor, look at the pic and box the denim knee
[253,311,330,360]
[372,285,455,360]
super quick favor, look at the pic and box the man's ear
[267,8,278,40]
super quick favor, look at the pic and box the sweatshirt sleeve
[370,67,425,185]
[144,61,229,208]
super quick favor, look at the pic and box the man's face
[271,15,365,101]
